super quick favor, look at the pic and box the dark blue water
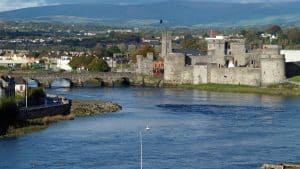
[1,87,300,169]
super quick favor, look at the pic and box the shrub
[0,98,18,135]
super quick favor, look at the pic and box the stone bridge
[12,72,138,87]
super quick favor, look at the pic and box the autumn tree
[131,44,156,62]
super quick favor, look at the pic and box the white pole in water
[140,131,143,169]
[140,124,150,169]
[25,73,28,108]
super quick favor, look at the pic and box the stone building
[164,34,286,86]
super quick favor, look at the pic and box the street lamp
[140,124,150,169]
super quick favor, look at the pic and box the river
[1,87,300,169]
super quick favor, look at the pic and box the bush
[0,98,18,135]
[28,88,46,100]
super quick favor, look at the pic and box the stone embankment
[71,100,122,117]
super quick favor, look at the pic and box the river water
[1,87,300,169]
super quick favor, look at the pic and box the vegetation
[289,76,300,83]
[178,83,300,96]
[0,98,18,135]
[132,44,156,61]
[69,55,109,72]
[69,55,94,70]
[87,58,109,72]
[28,88,46,100]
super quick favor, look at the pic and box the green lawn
[289,76,300,83]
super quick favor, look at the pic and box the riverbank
[178,83,300,96]
[0,100,122,139]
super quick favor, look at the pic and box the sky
[0,0,299,12]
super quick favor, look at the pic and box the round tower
[260,45,286,86]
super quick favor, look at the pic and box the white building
[56,56,73,71]
[280,50,300,63]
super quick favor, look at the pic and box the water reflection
[51,79,71,88]
[27,79,38,88]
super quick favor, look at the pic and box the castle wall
[208,64,261,86]
[164,53,186,83]
[181,66,193,84]
[260,55,286,85]
[136,53,153,75]
[193,65,208,84]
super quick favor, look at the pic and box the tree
[0,98,18,135]
[87,58,109,72]
[266,25,283,35]
[131,44,156,62]
[28,87,46,100]
[93,43,105,58]
[69,56,94,70]
[286,28,300,44]
[106,45,121,57]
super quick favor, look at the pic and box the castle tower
[161,31,172,58]
[260,45,286,86]
[164,53,185,83]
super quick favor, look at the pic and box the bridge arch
[82,78,104,87]
[50,78,73,88]
[113,77,131,87]
[27,78,41,87]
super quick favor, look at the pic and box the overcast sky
[0,0,298,12]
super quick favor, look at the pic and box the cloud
[0,0,48,12]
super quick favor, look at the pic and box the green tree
[0,98,18,135]
[87,58,109,72]
[69,56,94,70]
[107,45,121,57]
[132,44,156,62]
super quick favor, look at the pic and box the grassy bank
[289,76,300,83]
[178,83,300,96]
[0,100,122,139]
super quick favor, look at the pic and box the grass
[289,76,300,83]
[178,83,300,96]
[0,115,75,139]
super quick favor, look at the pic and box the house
[0,76,15,98]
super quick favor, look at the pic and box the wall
[18,101,71,120]
[181,66,193,84]
[260,55,286,85]
[208,65,261,86]
[164,53,185,83]
[193,65,208,84]
[136,53,153,75]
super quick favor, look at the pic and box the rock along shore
[71,100,122,117]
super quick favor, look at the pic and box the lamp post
[140,125,150,169]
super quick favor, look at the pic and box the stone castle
[164,33,286,86]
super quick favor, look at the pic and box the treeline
[69,56,109,72]
[241,25,300,49]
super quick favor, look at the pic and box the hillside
[1,1,300,26]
